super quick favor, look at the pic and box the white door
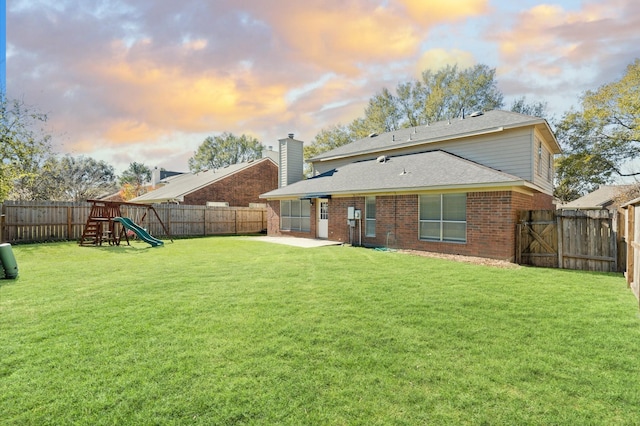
[317,199,329,239]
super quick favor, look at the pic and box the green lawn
[1,237,639,425]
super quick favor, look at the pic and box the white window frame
[280,200,311,232]
[365,196,376,237]
[419,193,467,243]
[537,138,543,176]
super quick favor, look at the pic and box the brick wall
[184,160,277,206]
[266,190,553,261]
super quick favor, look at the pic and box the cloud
[485,0,640,117]
[416,48,477,75]
[90,43,289,141]
[398,0,489,25]
[255,3,421,76]
[492,0,640,84]
[10,0,636,174]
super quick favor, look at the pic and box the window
[280,200,311,232]
[419,193,466,242]
[319,201,328,220]
[365,196,376,237]
[537,138,543,175]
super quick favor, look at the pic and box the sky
[7,0,640,174]
[0,0,5,91]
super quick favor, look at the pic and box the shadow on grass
[89,243,164,255]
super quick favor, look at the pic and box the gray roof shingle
[560,185,635,209]
[261,150,526,199]
[310,110,559,162]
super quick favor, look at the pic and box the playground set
[79,200,172,247]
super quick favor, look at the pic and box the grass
[1,237,640,425]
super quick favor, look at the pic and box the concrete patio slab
[243,236,343,248]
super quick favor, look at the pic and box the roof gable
[310,110,560,162]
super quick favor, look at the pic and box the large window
[419,193,466,242]
[280,200,311,232]
[365,196,376,237]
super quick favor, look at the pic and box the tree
[509,96,548,118]
[118,183,138,201]
[414,64,503,123]
[188,132,263,173]
[0,97,53,201]
[119,162,152,198]
[13,155,64,200]
[304,64,504,160]
[554,59,640,200]
[349,88,403,139]
[51,155,117,201]
[303,124,352,161]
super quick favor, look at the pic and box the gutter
[261,180,541,200]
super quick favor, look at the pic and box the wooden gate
[516,210,558,268]
[517,209,619,272]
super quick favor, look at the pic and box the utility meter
[347,206,355,220]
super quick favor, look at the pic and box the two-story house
[261,110,561,261]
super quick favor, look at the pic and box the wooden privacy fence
[0,201,267,244]
[516,209,621,272]
[619,200,640,305]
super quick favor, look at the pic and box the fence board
[0,201,266,244]
[632,205,639,302]
[518,209,619,272]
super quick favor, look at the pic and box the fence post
[0,202,3,243]
[556,212,563,269]
[67,206,72,240]
[515,223,521,264]
[610,211,618,273]
[628,205,635,288]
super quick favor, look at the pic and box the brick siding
[267,190,554,261]
[184,160,277,206]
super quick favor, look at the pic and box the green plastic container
[0,243,18,279]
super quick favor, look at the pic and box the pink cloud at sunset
[492,0,640,95]
[7,0,640,173]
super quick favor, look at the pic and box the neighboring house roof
[560,185,636,210]
[132,157,276,203]
[310,110,560,163]
[261,150,530,199]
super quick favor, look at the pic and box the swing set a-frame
[79,200,172,246]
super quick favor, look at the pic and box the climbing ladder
[79,201,123,246]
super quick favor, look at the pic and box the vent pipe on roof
[288,133,294,139]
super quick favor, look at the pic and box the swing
[127,209,142,239]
